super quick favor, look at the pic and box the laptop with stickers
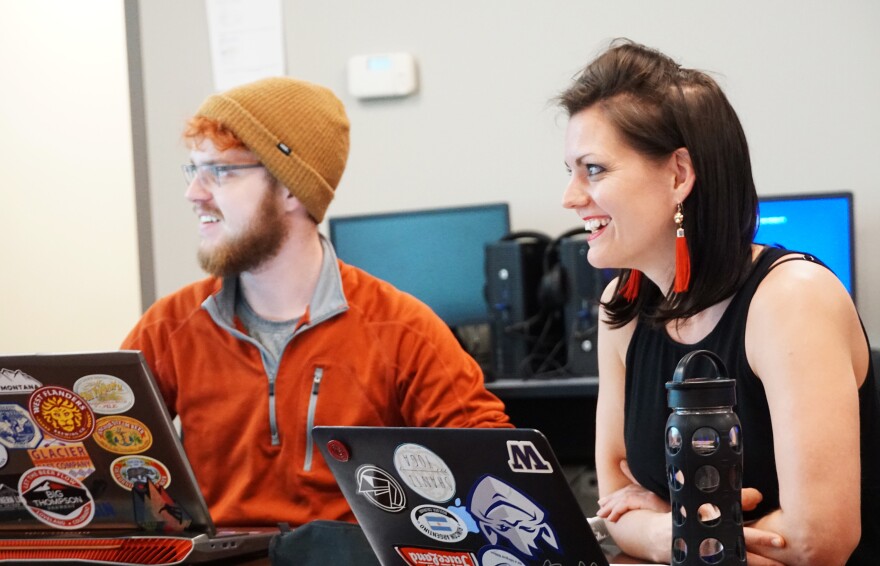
[0,350,275,564]
[312,426,611,566]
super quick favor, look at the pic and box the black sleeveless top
[624,246,880,563]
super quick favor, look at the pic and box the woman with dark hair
[560,40,878,565]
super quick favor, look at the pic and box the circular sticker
[355,464,406,513]
[93,416,153,454]
[394,443,456,503]
[410,504,468,543]
[28,387,95,442]
[479,546,527,566]
[18,467,95,530]
[73,374,135,415]
[110,456,171,491]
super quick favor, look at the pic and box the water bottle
[665,350,746,565]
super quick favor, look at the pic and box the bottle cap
[665,349,737,409]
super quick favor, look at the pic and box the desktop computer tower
[558,238,604,376]
[484,239,550,379]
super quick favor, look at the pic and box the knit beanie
[196,77,350,223]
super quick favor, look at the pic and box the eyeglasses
[182,162,264,188]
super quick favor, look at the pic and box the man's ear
[278,185,301,213]
[670,147,695,202]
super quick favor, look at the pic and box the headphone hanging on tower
[538,227,590,310]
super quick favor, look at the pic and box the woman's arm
[744,258,866,565]
[593,282,672,562]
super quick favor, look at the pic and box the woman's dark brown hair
[558,39,758,327]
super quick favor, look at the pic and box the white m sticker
[506,440,553,473]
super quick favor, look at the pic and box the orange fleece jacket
[122,260,511,526]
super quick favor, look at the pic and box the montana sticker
[410,504,468,543]
[18,467,95,529]
[394,443,456,503]
[0,369,42,394]
[110,456,171,491]
[93,416,152,454]
[73,374,135,415]
[29,387,95,442]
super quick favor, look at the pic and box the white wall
[0,0,141,353]
[138,1,879,343]
[0,1,875,353]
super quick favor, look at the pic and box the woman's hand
[596,460,670,522]
[598,464,788,564]
[740,488,787,563]
[744,525,786,565]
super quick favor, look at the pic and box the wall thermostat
[347,52,418,100]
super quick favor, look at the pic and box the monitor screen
[755,191,855,298]
[328,203,510,327]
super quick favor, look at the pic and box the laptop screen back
[313,426,609,566]
[0,351,213,534]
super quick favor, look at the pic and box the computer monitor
[755,191,855,298]
[328,203,510,327]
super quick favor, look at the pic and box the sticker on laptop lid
[29,386,96,442]
[73,374,135,415]
[355,464,406,513]
[477,546,527,566]
[410,504,468,543]
[0,480,27,516]
[110,455,171,491]
[0,403,43,449]
[447,497,479,533]
[18,466,95,530]
[506,440,553,473]
[395,546,477,566]
[93,415,153,454]
[131,479,192,532]
[393,443,456,503]
[467,475,560,558]
[0,368,42,394]
[28,439,95,482]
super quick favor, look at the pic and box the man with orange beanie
[122,77,510,527]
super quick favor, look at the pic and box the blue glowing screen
[755,192,854,296]
[329,203,510,326]
[367,56,392,71]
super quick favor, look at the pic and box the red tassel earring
[620,269,642,301]
[674,203,691,293]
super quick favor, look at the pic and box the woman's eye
[586,164,605,177]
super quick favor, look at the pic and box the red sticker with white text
[395,546,477,566]
[18,467,95,529]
